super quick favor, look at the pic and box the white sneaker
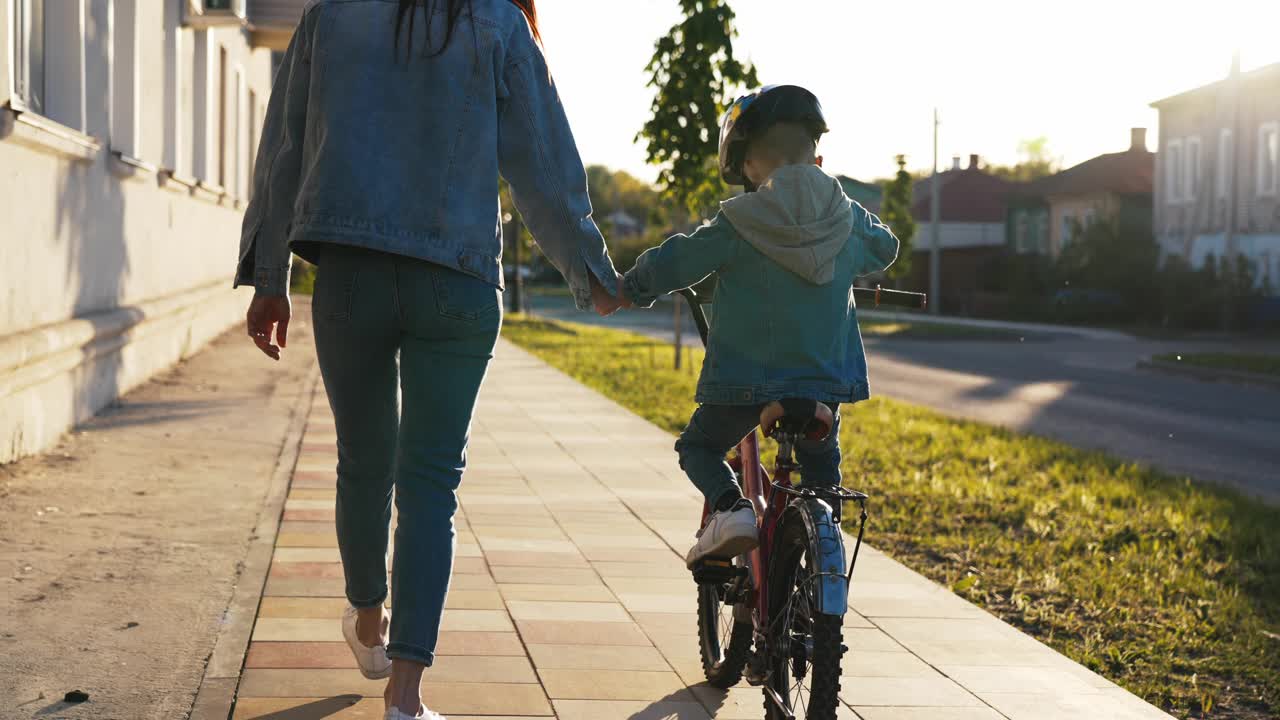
[384,708,445,720]
[342,606,392,679]
[685,500,759,568]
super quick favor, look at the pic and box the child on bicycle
[620,85,900,568]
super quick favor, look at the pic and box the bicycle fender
[789,498,848,617]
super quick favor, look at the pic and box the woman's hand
[590,272,629,317]
[247,293,292,360]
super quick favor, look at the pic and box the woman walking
[234,1,623,717]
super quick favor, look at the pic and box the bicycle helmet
[718,84,829,188]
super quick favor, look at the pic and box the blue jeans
[312,245,500,666]
[676,404,843,508]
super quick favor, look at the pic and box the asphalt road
[528,294,1280,501]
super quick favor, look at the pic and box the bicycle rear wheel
[696,561,753,687]
[764,514,844,720]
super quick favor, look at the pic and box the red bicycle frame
[703,429,793,629]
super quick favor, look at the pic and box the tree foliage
[880,154,917,281]
[637,0,758,219]
[986,136,1058,182]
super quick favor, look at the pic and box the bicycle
[679,285,927,720]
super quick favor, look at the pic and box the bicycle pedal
[691,558,745,585]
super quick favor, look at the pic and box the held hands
[590,272,633,317]
[246,293,292,361]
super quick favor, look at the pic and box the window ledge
[0,106,100,161]
[109,149,159,179]
[158,169,198,195]
[194,181,228,204]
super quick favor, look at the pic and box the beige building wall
[0,0,279,463]
[1047,192,1117,256]
[1153,65,1280,282]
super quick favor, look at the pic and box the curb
[1138,358,1280,390]
[187,364,321,720]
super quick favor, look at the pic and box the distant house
[605,209,644,238]
[837,175,883,213]
[1150,61,1280,288]
[1008,128,1154,258]
[899,155,1016,313]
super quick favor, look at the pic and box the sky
[535,0,1280,184]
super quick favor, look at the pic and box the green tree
[880,154,917,281]
[637,0,758,220]
[986,136,1057,182]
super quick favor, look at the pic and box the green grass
[1156,353,1280,377]
[502,315,1280,720]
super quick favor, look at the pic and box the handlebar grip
[853,285,928,311]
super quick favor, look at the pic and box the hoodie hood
[719,164,854,285]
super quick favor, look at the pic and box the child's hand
[616,273,634,310]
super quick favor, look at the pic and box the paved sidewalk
[229,340,1172,720]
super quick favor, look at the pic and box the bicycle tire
[764,512,844,720]
[696,575,753,687]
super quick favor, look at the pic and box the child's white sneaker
[342,606,392,679]
[685,499,759,568]
[384,708,444,720]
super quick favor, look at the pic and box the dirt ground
[0,298,318,720]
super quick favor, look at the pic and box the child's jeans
[675,403,843,509]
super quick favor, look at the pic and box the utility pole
[1221,52,1241,331]
[673,300,683,369]
[929,108,941,315]
[509,214,525,315]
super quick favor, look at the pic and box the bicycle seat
[760,399,834,442]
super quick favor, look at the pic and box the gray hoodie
[719,164,855,285]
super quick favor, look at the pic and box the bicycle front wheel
[764,514,844,720]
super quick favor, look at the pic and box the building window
[14,0,87,131]
[233,68,243,198]
[218,46,228,188]
[247,89,258,200]
[12,0,46,114]
[1166,139,1184,203]
[1216,129,1232,200]
[109,0,138,156]
[1259,122,1279,197]
[1061,212,1075,249]
[1184,136,1201,202]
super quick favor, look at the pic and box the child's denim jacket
[623,165,899,406]
[234,0,616,310]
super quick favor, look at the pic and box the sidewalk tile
[851,709,1004,720]
[246,641,355,669]
[272,547,342,563]
[841,649,939,678]
[631,612,697,636]
[482,550,590,568]
[537,669,689,701]
[496,583,617,602]
[838,676,984,707]
[444,590,505,609]
[692,686,859,719]
[490,565,599,585]
[515,620,651,646]
[553,699,711,719]
[527,643,670,671]
[505,600,631,623]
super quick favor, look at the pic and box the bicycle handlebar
[677,285,928,347]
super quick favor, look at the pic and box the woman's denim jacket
[623,207,899,406]
[234,0,616,309]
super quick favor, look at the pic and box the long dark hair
[395,0,540,57]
